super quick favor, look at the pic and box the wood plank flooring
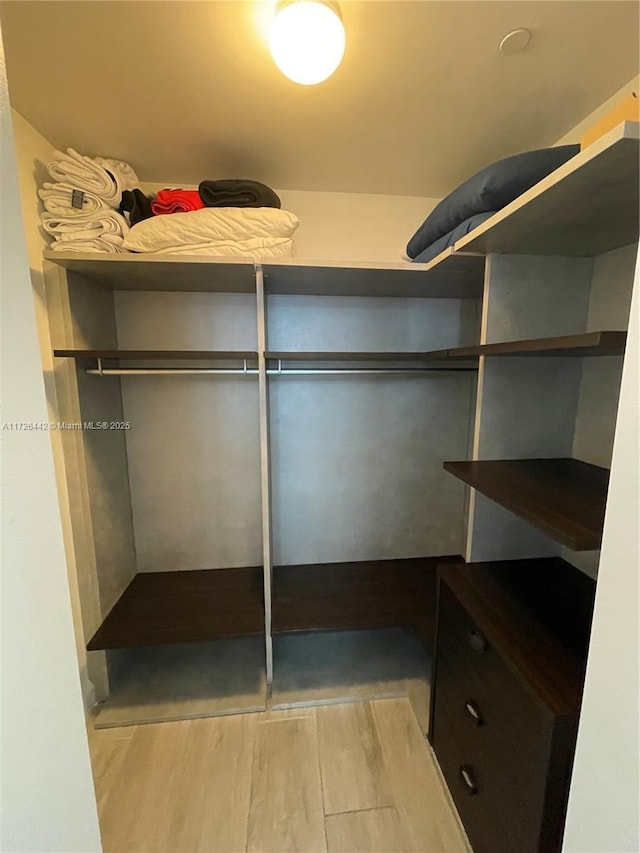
[325,808,405,853]
[248,716,327,853]
[90,698,469,853]
[317,703,393,815]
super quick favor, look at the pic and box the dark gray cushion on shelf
[406,145,580,259]
[412,211,497,264]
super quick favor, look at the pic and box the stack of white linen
[39,148,139,253]
[123,207,299,259]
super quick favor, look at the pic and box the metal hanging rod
[86,367,259,376]
[86,358,257,377]
[267,367,477,375]
[85,358,477,378]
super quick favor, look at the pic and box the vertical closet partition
[256,266,273,686]
[46,254,484,728]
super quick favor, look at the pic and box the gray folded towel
[198,179,281,209]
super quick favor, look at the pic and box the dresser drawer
[433,585,555,853]
[433,711,505,852]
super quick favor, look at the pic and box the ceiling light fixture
[269,0,346,85]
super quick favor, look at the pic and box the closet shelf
[443,458,609,551]
[43,251,484,298]
[453,121,639,257]
[88,557,456,652]
[43,252,257,293]
[265,350,452,361]
[52,335,626,363]
[422,248,486,274]
[87,567,265,650]
[273,556,459,649]
[261,258,483,298]
[54,349,258,360]
[264,332,626,364]
[447,330,627,359]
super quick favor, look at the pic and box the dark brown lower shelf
[87,567,265,650]
[272,556,460,650]
[88,556,458,651]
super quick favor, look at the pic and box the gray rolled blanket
[198,179,281,209]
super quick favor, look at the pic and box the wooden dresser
[430,558,595,853]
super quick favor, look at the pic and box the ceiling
[1,1,638,197]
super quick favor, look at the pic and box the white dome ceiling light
[269,0,346,85]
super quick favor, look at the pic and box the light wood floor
[89,698,469,853]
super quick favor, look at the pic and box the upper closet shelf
[261,258,482,298]
[422,248,486,274]
[43,252,483,298]
[43,252,257,293]
[443,458,609,551]
[453,122,640,257]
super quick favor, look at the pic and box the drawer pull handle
[465,699,483,726]
[468,629,488,652]
[459,765,478,795]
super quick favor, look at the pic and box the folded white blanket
[47,148,139,207]
[141,237,295,259]
[49,235,126,253]
[39,182,111,216]
[123,207,299,254]
[41,209,129,239]
[94,157,139,192]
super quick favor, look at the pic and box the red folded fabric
[151,189,205,215]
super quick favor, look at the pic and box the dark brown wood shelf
[272,556,460,650]
[54,349,258,360]
[443,458,609,550]
[265,350,451,362]
[438,557,595,716]
[264,331,626,364]
[450,330,626,359]
[87,556,459,652]
[87,567,265,650]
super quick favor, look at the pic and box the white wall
[0,30,101,853]
[563,248,640,852]
[275,189,439,262]
[10,108,96,710]
[560,70,640,836]
[555,74,639,146]
[10,109,49,257]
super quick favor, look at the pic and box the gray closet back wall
[115,292,261,572]
[267,295,478,564]
[113,291,480,572]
